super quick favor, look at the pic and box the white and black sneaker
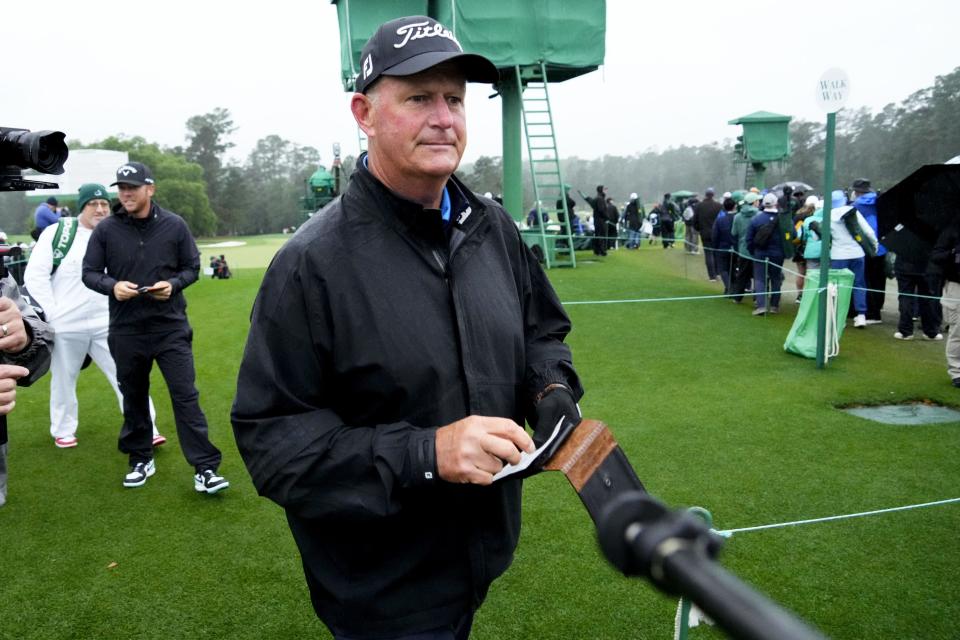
[194,469,229,494]
[123,459,156,488]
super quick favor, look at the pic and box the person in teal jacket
[801,204,825,265]
[729,192,760,303]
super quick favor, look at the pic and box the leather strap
[543,419,646,523]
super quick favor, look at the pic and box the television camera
[0,127,68,192]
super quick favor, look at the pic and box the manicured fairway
[2,244,957,639]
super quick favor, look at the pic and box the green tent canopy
[332,0,605,90]
[728,111,792,163]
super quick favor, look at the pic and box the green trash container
[784,268,854,359]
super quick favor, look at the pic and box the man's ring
[1,324,8,337]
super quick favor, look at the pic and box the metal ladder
[744,163,757,189]
[516,62,576,268]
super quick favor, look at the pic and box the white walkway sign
[816,68,850,113]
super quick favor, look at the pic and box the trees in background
[2,67,956,235]
[183,107,237,217]
[239,134,321,234]
[178,111,322,236]
[464,65,960,209]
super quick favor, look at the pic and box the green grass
[1,245,958,639]
[195,233,291,270]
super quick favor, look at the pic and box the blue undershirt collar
[440,187,451,223]
[363,154,450,222]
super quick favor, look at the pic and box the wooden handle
[543,419,618,491]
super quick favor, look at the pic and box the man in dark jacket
[82,162,228,493]
[660,192,678,249]
[775,186,800,263]
[579,184,608,255]
[693,188,723,280]
[231,16,583,640]
[893,252,941,341]
[776,185,794,217]
[711,197,737,294]
[556,184,575,227]
[605,197,619,250]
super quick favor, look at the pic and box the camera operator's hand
[436,416,533,486]
[113,281,140,301]
[532,384,580,448]
[0,364,29,415]
[147,281,172,301]
[0,297,29,354]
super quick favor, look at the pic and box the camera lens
[0,128,68,175]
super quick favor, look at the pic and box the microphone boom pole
[542,419,827,640]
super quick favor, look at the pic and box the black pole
[657,545,826,640]
[598,491,827,640]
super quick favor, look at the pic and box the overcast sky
[4,0,957,168]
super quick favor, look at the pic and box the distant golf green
[195,233,291,270]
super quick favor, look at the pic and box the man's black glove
[532,384,581,450]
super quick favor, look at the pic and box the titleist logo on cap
[393,20,461,50]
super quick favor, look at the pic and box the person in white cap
[623,192,644,248]
[825,189,877,328]
[746,193,787,315]
[24,183,165,449]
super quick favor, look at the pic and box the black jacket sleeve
[930,223,960,281]
[81,224,118,296]
[0,275,52,385]
[230,247,437,523]
[515,227,584,408]
[168,221,199,294]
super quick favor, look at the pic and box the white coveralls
[23,221,159,441]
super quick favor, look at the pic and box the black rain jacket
[930,218,960,283]
[231,162,582,638]
[0,273,53,445]
[82,203,200,334]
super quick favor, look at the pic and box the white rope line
[715,497,960,537]
[561,288,806,306]
[571,251,960,306]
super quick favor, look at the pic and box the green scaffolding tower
[332,0,606,268]
[728,111,792,190]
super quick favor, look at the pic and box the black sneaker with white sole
[124,459,156,488]
[194,469,229,494]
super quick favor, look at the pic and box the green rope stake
[675,507,714,640]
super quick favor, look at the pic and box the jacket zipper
[431,248,447,275]
[432,247,472,412]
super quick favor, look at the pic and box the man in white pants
[24,183,165,449]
